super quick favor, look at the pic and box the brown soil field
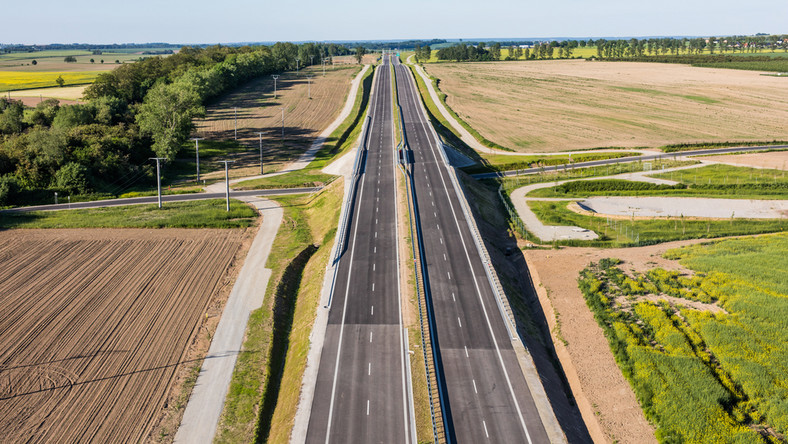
[195,65,360,171]
[524,238,716,443]
[0,228,249,443]
[702,150,788,170]
[426,60,788,153]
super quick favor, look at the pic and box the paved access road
[394,58,550,442]
[306,55,413,443]
[2,188,320,212]
[472,145,788,179]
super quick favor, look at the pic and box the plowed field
[0,229,245,443]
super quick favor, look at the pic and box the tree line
[0,42,351,206]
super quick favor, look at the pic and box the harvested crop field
[195,65,360,169]
[426,60,788,152]
[0,228,247,442]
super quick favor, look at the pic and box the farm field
[0,71,100,92]
[4,85,86,105]
[700,150,788,170]
[0,228,247,442]
[425,60,788,153]
[577,234,788,442]
[194,65,361,174]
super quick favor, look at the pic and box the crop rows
[0,229,243,442]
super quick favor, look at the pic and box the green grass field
[527,164,788,200]
[0,199,256,229]
[578,233,788,442]
[528,200,786,246]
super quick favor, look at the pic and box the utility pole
[310,55,315,66]
[150,157,166,208]
[255,131,265,174]
[307,75,313,99]
[322,58,329,76]
[281,107,285,140]
[234,107,238,140]
[296,58,300,73]
[219,160,235,212]
[272,74,279,99]
[191,137,204,182]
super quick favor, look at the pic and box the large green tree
[136,81,204,160]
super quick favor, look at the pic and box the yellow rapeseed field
[0,71,100,92]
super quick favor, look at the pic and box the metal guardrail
[404,65,520,341]
[394,62,446,444]
[325,96,374,309]
[497,185,528,241]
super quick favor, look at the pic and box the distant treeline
[0,43,180,54]
[353,39,446,50]
[0,42,351,206]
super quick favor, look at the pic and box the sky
[3,0,786,45]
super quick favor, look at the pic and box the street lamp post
[218,160,235,212]
[255,131,265,174]
[191,137,204,182]
[272,74,279,99]
[150,157,166,208]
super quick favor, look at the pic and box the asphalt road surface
[394,58,550,443]
[306,55,413,443]
[472,145,788,179]
[2,188,321,212]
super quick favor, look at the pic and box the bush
[55,162,91,194]
[0,175,20,206]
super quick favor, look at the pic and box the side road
[175,196,284,443]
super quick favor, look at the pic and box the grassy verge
[528,200,786,247]
[234,65,374,190]
[660,140,788,153]
[0,199,256,229]
[215,181,342,443]
[461,151,641,175]
[404,64,484,163]
[577,233,788,441]
[496,159,698,194]
[392,63,402,146]
[395,166,433,442]
[415,64,511,152]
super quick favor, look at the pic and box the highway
[306,55,413,443]
[394,58,550,442]
[472,145,788,179]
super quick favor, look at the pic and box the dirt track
[0,229,245,443]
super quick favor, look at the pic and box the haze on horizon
[4,0,786,45]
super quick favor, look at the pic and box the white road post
[219,160,235,212]
[150,157,166,208]
[255,131,265,174]
[191,137,204,182]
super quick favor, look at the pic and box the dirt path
[175,197,283,443]
[525,238,714,443]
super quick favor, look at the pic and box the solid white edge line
[323,60,381,444]
[403,64,534,444]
